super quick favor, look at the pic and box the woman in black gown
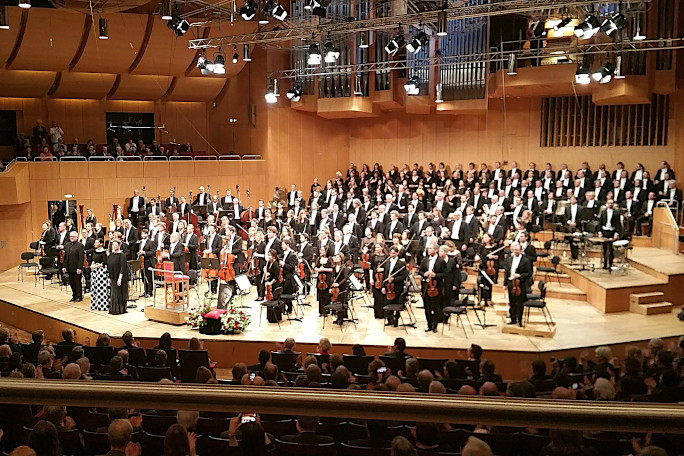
[108,239,129,315]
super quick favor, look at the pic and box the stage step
[500,317,557,338]
[630,291,665,305]
[629,301,673,315]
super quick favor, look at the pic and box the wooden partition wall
[0,161,267,270]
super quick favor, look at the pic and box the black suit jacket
[598,209,623,236]
[419,255,446,296]
[503,254,532,290]
[64,241,85,272]
[127,196,146,214]
[169,242,186,274]
[384,220,405,238]
[138,237,158,268]
[205,234,223,256]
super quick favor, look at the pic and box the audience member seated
[349,420,393,448]
[478,360,502,383]
[106,419,141,456]
[383,337,412,358]
[280,416,334,444]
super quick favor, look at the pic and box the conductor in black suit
[167,232,187,275]
[597,199,623,270]
[63,231,85,302]
[503,242,532,327]
[137,229,157,297]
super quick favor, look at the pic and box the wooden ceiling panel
[0,7,21,65]
[131,17,198,76]
[109,74,172,100]
[51,72,116,99]
[165,77,225,102]
[71,12,147,74]
[0,69,56,98]
[9,9,83,71]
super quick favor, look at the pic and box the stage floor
[1,261,681,354]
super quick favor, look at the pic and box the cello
[187,191,200,236]
[218,245,235,282]
[237,186,253,241]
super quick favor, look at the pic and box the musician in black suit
[38,221,57,258]
[137,229,157,297]
[440,243,462,308]
[280,239,298,314]
[63,231,85,302]
[165,190,179,212]
[597,199,623,270]
[503,242,532,327]
[178,196,191,217]
[384,211,405,239]
[564,196,584,260]
[662,181,683,210]
[203,224,222,293]
[167,232,187,275]
[224,225,244,271]
[366,211,385,236]
[635,192,657,236]
[182,224,200,281]
[78,228,95,293]
[420,244,446,333]
[127,189,145,227]
[382,246,408,327]
[122,219,138,261]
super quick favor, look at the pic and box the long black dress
[108,251,129,315]
[371,254,387,319]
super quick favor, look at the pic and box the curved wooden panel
[0,69,57,98]
[0,7,22,65]
[9,9,83,71]
[71,12,147,74]
[131,17,198,76]
[164,77,225,102]
[51,72,116,99]
[108,73,172,100]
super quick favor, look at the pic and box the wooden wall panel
[51,73,117,100]
[0,70,56,99]
[0,203,33,270]
[0,8,21,63]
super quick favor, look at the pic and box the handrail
[59,156,87,162]
[116,156,143,161]
[193,155,218,160]
[88,156,116,162]
[142,155,169,161]
[169,155,194,161]
[218,154,241,160]
[0,380,682,433]
[33,156,58,162]
[242,154,263,160]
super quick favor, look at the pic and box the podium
[144,261,190,325]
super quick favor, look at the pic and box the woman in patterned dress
[89,238,110,311]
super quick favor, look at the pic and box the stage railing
[652,205,680,253]
[17,155,264,163]
[0,380,682,433]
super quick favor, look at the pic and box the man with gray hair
[462,436,493,456]
[63,230,85,302]
[503,242,532,327]
[107,419,140,456]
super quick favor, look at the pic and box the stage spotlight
[553,17,572,31]
[98,18,108,39]
[532,20,546,38]
[18,0,30,9]
[435,82,444,103]
[354,74,363,95]
[633,16,646,40]
[312,5,326,18]
[592,61,614,84]
[384,34,405,55]
[600,12,626,36]
[358,31,369,48]
[304,0,319,10]
[213,53,226,75]
[265,79,279,104]
[197,56,212,75]
[574,15,599,39]
[161,0,172,20]
[614,55,625,79]
[232,53,239,64]
[437,10,447,36]
[0,6,8,29]
[406,31,428,54]
[167,16,190,36]
[286,85,303,102]
[506,53,517,75]
[272,4,287,20]
[574,63,591,85]
[307,43,321,65]
[404,78,419,96]
[324,41,340,63]
[240,0,257,20]
[243,45,251,62]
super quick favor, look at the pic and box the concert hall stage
[1,246,681,379]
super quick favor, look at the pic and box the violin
[331,285,340,302]
[317,272,327,289]
[486,258,496,276]
[359,251,370,269]
[385,281,395,301]
[427,276,439,297]
[512,277,522,296]
[374,269,383,289]
[297,261,305,279]
[265,284,273,300]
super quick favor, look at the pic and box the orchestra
[33,159,682,331]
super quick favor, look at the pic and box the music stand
[474,271,496,329]
[291,275,307,320]
[233,273,252,309]
[201,257,220,293]
[126,260,140,309]
[407,273,423,308]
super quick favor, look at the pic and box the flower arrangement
[220,305,251,334]
[187,296,213,330]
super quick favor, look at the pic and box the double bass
[218,246,236,282]
[237,185,253,241]
[187,191,200,236]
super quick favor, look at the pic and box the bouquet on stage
[187,298,212,330]
[220,307,250,334]
[187,295,251,335]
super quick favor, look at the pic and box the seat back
[416,358,448,375]
[146,348,178,368]
[142,432,165,456]
[260,419,297,438]
[58,429,84,456]
[551,255,560,266]
[21,252,35,261]
[30,241,38,250]
[196,417,229,437]
[178,349,210,383]
[275,439,336,456]
[378,356,406,375]
[54,344,76,360]
[138,366,173,382]
[271,352,299,372]
[83,346,115,367]
[342,354,375,375]
[141,414,177,436]
[341,443,391,456]
[472,432,519,456]
[537,279,545,291]
[543,240,552,250]
[39,256,54,269]
[20,343,40,364]
[82,430,110,456]
[460,271,468,282]
[124,346,146,366]
[308,353,330,368]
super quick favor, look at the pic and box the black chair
[522,282,554,329]
[439,428,470,450]
[526,280,545,300]
[416,358,448,375]
[536,240,552,261]
[83,411,111,431]
[145,348,178,368]
[260,419,297,438]
[582,435,634,456]
[82,430,110,456]
[308,353,330,369]
[343,422,370,442]
[196,417,229,437]
[342,354,374,376]
[275,439,336,456]
[36,256,60,288]
[142,433,165,456]
[141,414,177,435]
[138,366,173,382]
[340,443,391,456]
[441,298,474,337]
[537,255,561,285]
[271,352,299,373]
[382,283,415,333]
[178,349,211,383]
[20,343,41,364]
[206,436,232,454]
[54,344,77,361]
[323,291,354,330]
[519,432,549,456]
[123,346,146,366]
[471,431,519,456]
[458,271,476,299]
[58,429,84,456]
[19,251,39,281]
[260,287,286,328]
[378,355,406,375]
[83,346,116,368]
